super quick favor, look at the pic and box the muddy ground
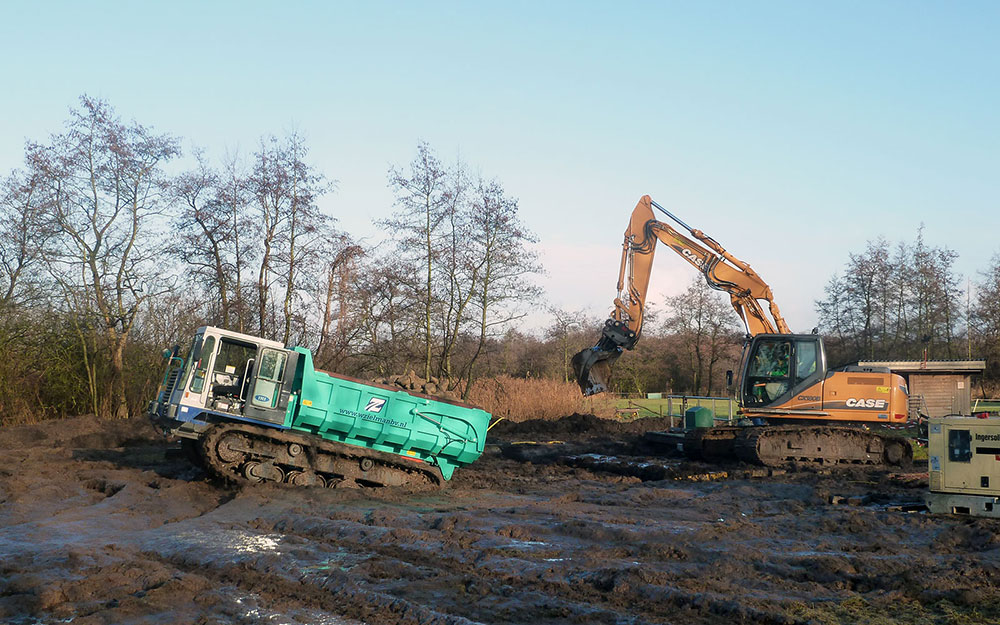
[1,414,998,625]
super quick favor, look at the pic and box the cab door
[242,347,299,426]
[183,335,217,409]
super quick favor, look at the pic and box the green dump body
[287,347,490,480]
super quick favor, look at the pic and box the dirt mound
[0,414,160,450]
[373,370,461,401]
[490,413,674,439]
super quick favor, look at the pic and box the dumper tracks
[198,422,443,488]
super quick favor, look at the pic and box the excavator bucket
[571,345,621,396]
[571,320,636,396]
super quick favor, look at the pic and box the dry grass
[468,375,615,422]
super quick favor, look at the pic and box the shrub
[467,375,615,422]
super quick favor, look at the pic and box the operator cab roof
[196,326,287,351]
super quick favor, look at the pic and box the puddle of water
[300,547,369,573]
[173,528,283,555]
[503,539,548,549]
[571,454,681,470]
[231,591,363,625]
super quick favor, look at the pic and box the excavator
[572,195,913,467]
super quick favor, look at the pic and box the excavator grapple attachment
[572,346,620,396]
[572,319,637,395]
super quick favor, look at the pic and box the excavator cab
[740,334,825,409]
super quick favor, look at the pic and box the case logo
[845,398,887,409]
[365,397,387,413]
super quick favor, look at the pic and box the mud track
[1,414,998,624]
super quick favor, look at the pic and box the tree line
[1,96,998,424]
[817,232,1000,392]
[0,97,543,422]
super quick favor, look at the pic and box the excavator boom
[573,195,789,395]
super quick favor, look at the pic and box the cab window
[746,339,791,404]
[794,340,818,384]
[189,336,215,393]
[211,339,257,396]
[179,334,202,390]
[251,348,288,409]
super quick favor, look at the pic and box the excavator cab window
[744,336,823,407]
[745,339,792,405]
[794,340,818,384]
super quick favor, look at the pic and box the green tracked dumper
[147,326,492,487]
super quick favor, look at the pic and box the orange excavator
[572,196,912,467]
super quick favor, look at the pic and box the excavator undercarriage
[684,425,913,468]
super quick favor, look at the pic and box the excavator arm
[572,195,790,395]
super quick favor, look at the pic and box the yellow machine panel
[926,416,1000,517]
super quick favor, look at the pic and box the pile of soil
[372,370,461,400]
[0,413,160,451]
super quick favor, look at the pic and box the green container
[684,406,714,429]
[287,347,490,480]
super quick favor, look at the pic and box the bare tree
[664,277,740,395]
[973,253,1000,393]
[546,307,588,383]
[350,261,422,376]
[0,170,46,310]
[248,133,331,342]
[461,180,542,397]
[383,142,450,378]
[818,228,963,363]
[172,149,260,331]
[29,96,180,418]
[314,239,364,370]
[436,160,474,381]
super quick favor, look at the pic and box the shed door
[910,374,971,417]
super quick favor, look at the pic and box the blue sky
[2,1,997,331]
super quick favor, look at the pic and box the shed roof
[858,360,985,374]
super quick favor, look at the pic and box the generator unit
[926,416,1000,518]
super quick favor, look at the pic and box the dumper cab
[150,326,298,429]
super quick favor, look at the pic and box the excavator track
[197,422,444,489]
[734,425,912,468]
[684,425,912,469]
[683,427,742,460]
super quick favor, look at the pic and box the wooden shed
[858,360,986,418]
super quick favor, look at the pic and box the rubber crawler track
[197,422,444,489]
